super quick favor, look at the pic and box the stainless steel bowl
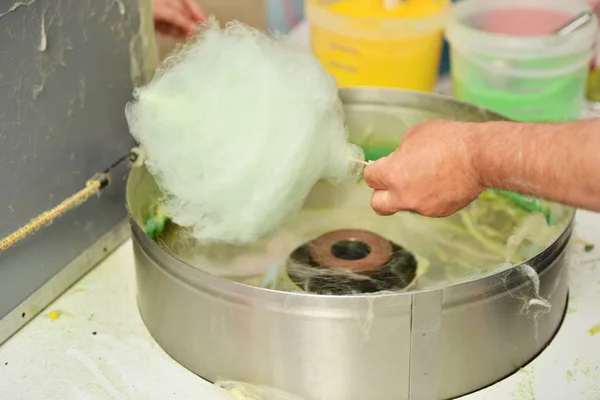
[127,88,574,400]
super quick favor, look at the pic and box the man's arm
[363,118,600,217]
[470,119,600,212]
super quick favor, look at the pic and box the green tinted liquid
[453,72,586,122]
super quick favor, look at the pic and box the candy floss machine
[128,88,575,400]
[0,0,156,344]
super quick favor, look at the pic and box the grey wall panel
[0,0,156,339]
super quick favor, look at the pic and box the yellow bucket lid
[308,0,450,19]
[306,0,450,39]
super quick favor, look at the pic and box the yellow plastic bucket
[306,0,450,91]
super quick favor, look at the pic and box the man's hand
[153,0,206,39]
[363,120,484,218]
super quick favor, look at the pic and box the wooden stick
[351,158,370,166]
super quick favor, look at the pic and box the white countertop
[0,239,232,400]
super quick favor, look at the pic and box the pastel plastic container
[306,0,450,92]
[446,0,598,122]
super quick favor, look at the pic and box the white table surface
[1,22,600,400]
[0,239,233,400]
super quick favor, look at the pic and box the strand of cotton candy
[126,20,364,244]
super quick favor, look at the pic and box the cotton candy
[126,19,364,244]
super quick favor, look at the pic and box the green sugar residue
[357,135,398,162]
[362,145,395,161]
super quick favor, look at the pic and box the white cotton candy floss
[126,19,364,245]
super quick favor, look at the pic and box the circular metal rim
[127,86,576,304]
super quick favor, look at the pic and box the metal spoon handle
[555,4,600,36]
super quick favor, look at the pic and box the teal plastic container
[446,0,598,122]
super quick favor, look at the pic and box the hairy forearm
[467,119,600,211]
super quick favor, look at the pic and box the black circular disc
[286,230,418,295]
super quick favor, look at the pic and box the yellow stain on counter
[48,310,61,321]
[229,390,245,399]
[589,323,600,336]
